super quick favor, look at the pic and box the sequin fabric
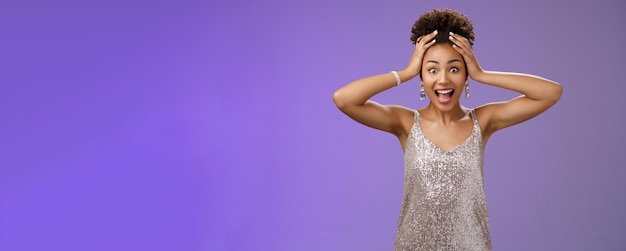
[394,110,492,251]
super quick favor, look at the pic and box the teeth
[436,89,453,94]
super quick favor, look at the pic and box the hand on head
[449,32,484,80]
[405,30,439,77]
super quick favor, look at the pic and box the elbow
[333,89,348,110]
[550,83,563,104]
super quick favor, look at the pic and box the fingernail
[434,30,438,34]
[449,31,454,35]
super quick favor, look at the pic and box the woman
[332,9,562,250]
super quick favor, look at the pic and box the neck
[423,104,466,124]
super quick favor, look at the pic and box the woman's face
[421,44,467,111]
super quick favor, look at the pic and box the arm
[472,71,562,132]
[332,71,411,135]
[333,31,439,135]
[449,32,563,134]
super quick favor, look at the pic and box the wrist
[399,68,419,82]
[390,71,401,86]
[470,69,487,83]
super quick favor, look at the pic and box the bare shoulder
[388,105,416,137]
[474,102,500,121]
[474,102,505,139]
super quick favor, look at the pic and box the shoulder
[390,105,415,117]
[391,105,416,123]
[388,105,416,136]
[474,102,505,137]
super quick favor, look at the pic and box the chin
[431,99,460,111]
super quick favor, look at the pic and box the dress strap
[470,109,478,125]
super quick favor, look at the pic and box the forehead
[423,44,463,62]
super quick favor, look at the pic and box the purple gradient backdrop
[1,0,625,250]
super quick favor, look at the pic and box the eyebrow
[425,59,463,64]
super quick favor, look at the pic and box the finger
[421,38,436,51]
[449,32,470,48]
[451,42,466,56]
[451,42,471,59]
[449,37,470,57]
[424,30,438,41]
[418,30,438,45]
[417,38,437,49]
[448,35,469,55]
[424,39,435,47]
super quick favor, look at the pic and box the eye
[428,68,437,74]
[450,67,459,73]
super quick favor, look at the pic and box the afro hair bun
[410,9,475,46]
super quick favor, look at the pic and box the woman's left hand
[449,32,484,80]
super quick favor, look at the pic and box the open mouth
[434,89,454,104]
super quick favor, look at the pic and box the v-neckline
[415,111,476,153]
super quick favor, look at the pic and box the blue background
[1,0,625,250]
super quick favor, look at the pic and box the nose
[438,71,451,84]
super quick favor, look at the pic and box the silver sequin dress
[394,110,492,251]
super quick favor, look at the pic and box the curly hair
[410,9,475,46]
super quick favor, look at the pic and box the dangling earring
[464,80,470,100]
[420,81,426,100]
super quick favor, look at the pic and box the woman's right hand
[404,30,438,78]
